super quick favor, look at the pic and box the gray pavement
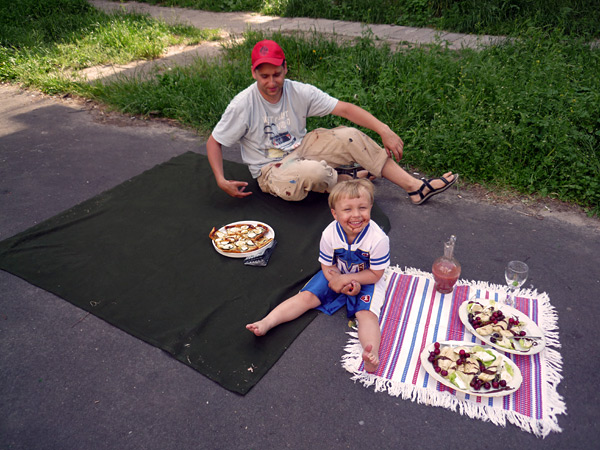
[2,83,599,450]
[1,2,600,449]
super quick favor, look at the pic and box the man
[206,39,457,203]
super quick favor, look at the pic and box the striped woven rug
[342,267,566,437]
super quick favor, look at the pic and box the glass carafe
[432,235,461,294]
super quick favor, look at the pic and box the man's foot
[246,320,271,336]
[362,344,379,373]
[337,170,376,182]
[408,172,458,205]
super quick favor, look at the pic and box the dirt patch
[452,179,599,230]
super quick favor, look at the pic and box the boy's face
[252,62,287,104]
[331,192,373,240]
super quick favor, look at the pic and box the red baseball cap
[251,40,286,70]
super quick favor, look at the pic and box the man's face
[251,62,287,104]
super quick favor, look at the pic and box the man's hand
[330,101,404,161]
[207,135,252,198]
[381,129,404,161]
[218,179,253,198]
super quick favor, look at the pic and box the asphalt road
[1,85,599,449]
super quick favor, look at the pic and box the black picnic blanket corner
[0,152,389,395]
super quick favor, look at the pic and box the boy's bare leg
[380,159,455,204]
[246,290,321,336]
[355,310,381,373]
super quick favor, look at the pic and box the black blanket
[0,152,389,394]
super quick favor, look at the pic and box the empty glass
[504,261,529,307]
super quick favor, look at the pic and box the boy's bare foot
[362,344,379,373]
[246,321,271,336]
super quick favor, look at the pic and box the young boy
[246,179,389,372]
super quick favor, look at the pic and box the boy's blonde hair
[328,179,374,209]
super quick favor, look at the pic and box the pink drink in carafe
[432,235,461,294]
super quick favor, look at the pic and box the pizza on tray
[209,223,273,254]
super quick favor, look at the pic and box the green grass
[0,0,220,94]
[134,0,600,38]
[93,30,600,214]
[1,1,599,215]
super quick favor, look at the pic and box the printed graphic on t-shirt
[263,111,298,154]
[267,148,286,159]
[336,257,367,274]
[333,248,371,273]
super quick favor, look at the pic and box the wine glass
[504,261,529,307]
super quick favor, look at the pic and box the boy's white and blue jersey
[318,220,390,273]
[301,220,390,317]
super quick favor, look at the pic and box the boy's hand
[328,273,349,293]
[341,281,361,296]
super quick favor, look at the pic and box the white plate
[420,340,523,397]
[459,296,546,355]
[211,220,275,259]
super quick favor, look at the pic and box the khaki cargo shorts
[257,126,389,201]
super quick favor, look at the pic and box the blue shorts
[301,270,375,317]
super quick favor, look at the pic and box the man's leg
[257,157,337,201]
[298,127,457,204]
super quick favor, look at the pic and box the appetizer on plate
[466,300,542,352]
[209,222,273,254]
[424,341,521,395]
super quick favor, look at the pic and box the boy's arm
[206,134,252,198]
[323,262,384,293]
[330,100,403,162]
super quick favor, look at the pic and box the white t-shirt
[212,79,338,178]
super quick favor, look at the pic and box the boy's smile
[331,193,373,243]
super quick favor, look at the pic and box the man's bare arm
[206,134,252,198]
[331,101,404,161]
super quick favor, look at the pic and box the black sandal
[408,174,459,205]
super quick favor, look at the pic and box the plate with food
[420,340,522,397]
[209,221,275,258]
[459,297,546,355]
